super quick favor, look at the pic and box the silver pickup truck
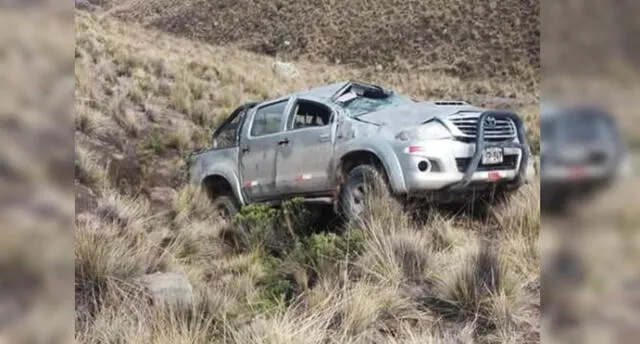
[188,81,536,221]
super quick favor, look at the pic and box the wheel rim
[349,182,370,216]
[352,184,366,204]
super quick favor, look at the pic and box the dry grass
[74,181,540,343]
[74,7,540,344]
[97,0,539,87]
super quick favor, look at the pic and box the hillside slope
[75,9,540,344]
[95,0,539,85]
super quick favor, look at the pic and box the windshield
[337,93,414,116]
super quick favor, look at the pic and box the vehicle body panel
[191,147,245,204]
[275,96,339,196]
[239,97,293,202]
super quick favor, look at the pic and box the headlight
[395,121,452,141]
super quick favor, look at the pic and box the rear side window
[251,100,288,137]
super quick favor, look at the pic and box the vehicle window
[251,100,288,137]
[339,93,414,116]
[212,111,245,149]
[288,100,333,130]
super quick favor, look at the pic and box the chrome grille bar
[449,114,517,140]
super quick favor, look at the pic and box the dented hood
[354,102,483,128]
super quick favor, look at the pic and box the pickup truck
[540,103,630,213]
[188,81,536,221]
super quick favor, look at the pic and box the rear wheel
[338,164,395,223]
[211,194,240,220]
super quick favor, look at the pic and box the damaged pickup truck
[188,81,536,221]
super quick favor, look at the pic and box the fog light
[418,160,430,172]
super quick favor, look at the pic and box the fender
[336,138,407,194]
[198,164,246,205]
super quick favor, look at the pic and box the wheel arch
[200,171,244,205]
[336,143,406,194]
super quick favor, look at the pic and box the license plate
[482,147,504,165]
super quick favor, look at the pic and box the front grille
[449,114,516,141]
[455,155,518,172]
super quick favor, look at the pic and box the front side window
[288,100,333,130]
[250,100,288,137]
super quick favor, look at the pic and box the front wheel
[338,164,395,224]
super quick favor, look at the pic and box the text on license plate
[482,147,504,165]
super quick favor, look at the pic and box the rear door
[239,98,292,202]
[275,97,337,196]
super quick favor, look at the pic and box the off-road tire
[338,164,394,224]
[211,194,240,220]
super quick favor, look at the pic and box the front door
[276,98,337,196]
[239,98,291,202]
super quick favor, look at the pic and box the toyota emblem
[485,116,497,128]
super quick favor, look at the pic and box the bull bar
[448,110,531,190]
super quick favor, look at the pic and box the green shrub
[237,199,366,312]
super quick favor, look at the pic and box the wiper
[352,115,381,126]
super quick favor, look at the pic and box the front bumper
[397,143,532,190]
[393,111,532,197]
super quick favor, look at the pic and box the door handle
[241,146,250,153]
[278,138,290,145]
[319,133,330,142]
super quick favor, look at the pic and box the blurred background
[0,1,75,343]
[541,1,640,343]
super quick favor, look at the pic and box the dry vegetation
[96,0,539,87]
[75,3,540,343]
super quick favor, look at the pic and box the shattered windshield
[336,92,414,116]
